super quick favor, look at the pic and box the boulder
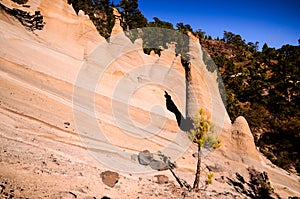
[100,171,119,188]
[154,175,169,184]
[207,163,224,172]
[138,150,153,166]
[149,160,169,171]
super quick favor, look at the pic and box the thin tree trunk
[193,143,201,189]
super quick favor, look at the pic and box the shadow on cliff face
[164,91,193,132]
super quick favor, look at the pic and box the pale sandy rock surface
[0,0,299,198]
[223,116,261,164]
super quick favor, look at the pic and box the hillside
[0,0,299,198]
[200,37,300,175]
[69,0,300,174]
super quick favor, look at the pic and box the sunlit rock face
[0,0,229,171]
[0,1,299,198]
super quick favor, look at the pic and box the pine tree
[190,109,221,189]
[118,0,147,30]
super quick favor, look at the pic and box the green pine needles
[190,109,221,189]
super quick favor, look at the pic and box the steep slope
[0,0,299,198]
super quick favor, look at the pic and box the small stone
[149,160,169,171]
[215,177,226,183]
[182,191,187,198]
[155,175,169,184]
[100,171,119,188]
[138,150,153,165]
[207,163,223,172]
[192,153,198,158]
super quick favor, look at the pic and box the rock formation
[187,31,230,132]
[228,116,261,163]
[0,0,299,198]
[111,7,123,36]
[0,3,44,31]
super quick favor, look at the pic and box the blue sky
[114,0,300,49]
